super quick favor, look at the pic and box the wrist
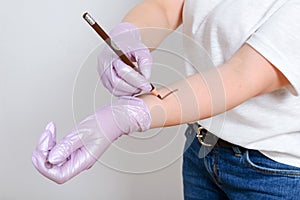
[112,96,152,134]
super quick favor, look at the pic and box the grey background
[0,0,189,199]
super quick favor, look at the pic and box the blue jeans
[182,125,300,200]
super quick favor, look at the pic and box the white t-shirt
[183,0,300,167]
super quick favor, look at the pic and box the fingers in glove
[47,114,104,165]
[101,67,142,96]
[32,122,57,175]
[33,147,94,184]
[47,129,86,165]
[131,48,152,80]
[37,122,56,152]
[113,59,152,92]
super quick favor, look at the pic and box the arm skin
[139,44,291,128]
[122,0,184,49]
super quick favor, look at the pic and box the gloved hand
[98,22,152,96]
[32,96,151,184]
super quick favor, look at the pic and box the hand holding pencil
[84,13,160,97]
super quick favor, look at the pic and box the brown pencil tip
[150,88,162,99]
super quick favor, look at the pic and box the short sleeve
[246,0,300,96]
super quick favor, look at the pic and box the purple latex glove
[98,22,152,96]
[32,96,151,184]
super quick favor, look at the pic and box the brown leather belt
[215,139,236,149]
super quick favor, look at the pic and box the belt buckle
[196,125,213,147]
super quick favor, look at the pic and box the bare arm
[122,0,184,49]
[138,44,290,128]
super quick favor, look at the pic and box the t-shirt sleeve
[246,0,300,96]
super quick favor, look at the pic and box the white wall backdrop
[0,0,187,199]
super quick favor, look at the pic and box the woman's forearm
[138,44,290,129]
[122,0,183,49]
[138,70,225,128]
